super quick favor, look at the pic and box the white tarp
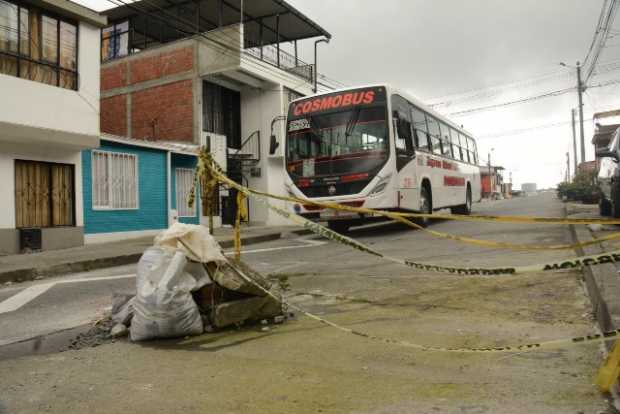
[154,223,226,264]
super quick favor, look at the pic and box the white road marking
[224,238,327,255]
[0,283,55,314]
[0,275,136,315]
[0,238,326,315]
[58,274,136,284]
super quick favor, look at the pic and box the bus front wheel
[414,186,432,227]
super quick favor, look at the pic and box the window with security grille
[175,168,196,217]
[92,151,138,209]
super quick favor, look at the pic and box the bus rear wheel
[327,220,350,233]
[451,186,472,215]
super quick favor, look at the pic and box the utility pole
[566,151,570,182]
[577,62,586,164]
[571,108,577,178]
[561,61,587,165]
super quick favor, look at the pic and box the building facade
[0,0,106,254]
[97,0,334,231]
[480,166,505,199]
[82,135,199,243]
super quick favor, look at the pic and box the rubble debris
[111,293,134,326]
[66,318,115,350]
[110,323,129,338]
[99,223,288,343]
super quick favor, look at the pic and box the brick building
[89,0,335,237]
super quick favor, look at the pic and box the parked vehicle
[596,127,620,216]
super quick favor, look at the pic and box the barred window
[175,168,195,217]
[92,151,138,209]
[0,0,78,90]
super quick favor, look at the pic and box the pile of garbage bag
[110,223,284,342]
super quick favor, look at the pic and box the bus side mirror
[269,135,280,155]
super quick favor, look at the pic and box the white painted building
[0,0,106,253]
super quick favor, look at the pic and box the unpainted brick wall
[100,46,195,141]
[131,80,194,142]
[101,62,128,91]
[100,95,127,136]
[130,47,194,84]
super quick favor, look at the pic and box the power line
[445,87,575,117]
[584,0,620,83]
[583,0,610,66]
[428,69,572,108]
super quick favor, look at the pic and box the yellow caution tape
[234,191,247,261]
[180,236,620,354]
[192,154,620,276]
[596,339,620,392]
[200,154,620,252]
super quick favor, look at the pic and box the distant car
[596,128,620,217]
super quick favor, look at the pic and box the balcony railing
[244,38,314,84]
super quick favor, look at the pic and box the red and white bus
[284,85,481,232]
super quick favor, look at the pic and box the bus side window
[467,137,476,164]
[391,95,414,154]
[439,123,453,158]
[450,128,462,161]
[412,106,430,151]
[427,116,442,155]
[459,133,470,163]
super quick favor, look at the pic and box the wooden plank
[14,161,23,228]
[40,162,50,227]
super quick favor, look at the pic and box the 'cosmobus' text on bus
[293,90,376,116]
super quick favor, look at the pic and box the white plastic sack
[154,223,226,263]
[130,248,204,342]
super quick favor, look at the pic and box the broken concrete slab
[210,295,282,328]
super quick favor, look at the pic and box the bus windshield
[286,87,389,178]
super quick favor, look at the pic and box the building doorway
[14,160,75,228]
[202,81,241,149]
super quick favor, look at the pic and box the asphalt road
[0,192,581,347]
[0,192,613,413]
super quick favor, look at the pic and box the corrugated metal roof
[101,133,200,155]
[102,0,330,45]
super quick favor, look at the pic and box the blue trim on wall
[82,141,169,234]
[172,153,200,225]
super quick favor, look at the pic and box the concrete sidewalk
[0,225,292,285]
[566,202,620,335]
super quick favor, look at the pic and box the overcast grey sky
[82,0,618,188]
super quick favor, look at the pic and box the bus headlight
[370,174,392,195]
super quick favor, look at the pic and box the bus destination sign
[289,87,386,119]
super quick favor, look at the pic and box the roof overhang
[101,134,199,156]
[102,0,330,45]
[26,0,107,27]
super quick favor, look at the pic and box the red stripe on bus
[444,176,465,186]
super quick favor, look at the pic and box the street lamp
[560,61,585,164]
[314,37,330,93]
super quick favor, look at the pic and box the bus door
[392,98,417,210]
